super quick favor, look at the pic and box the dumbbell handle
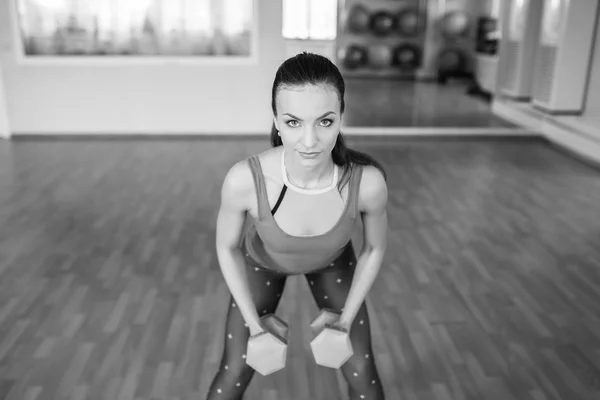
[249,314,288,344]
[322,323,349,334]
[249,330,270,340]
[310,309,345,335]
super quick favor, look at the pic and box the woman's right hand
[216,160,267,342]
[248,321,265,337]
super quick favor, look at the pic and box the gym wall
[477,0,501,17]
[582,11,600,123]
[0,63,9,138]
[0,0,286,135]
[285,40,336,64]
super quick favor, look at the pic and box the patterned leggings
[206,242,385,400]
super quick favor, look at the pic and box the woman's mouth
[299,151,320,158]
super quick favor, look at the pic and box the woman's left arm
[338,166,388,328]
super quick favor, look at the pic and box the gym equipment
[397,7,422,37]
[392,43,422,70]
[531,0,598,113]
[369,11,397,37]
[346,4,371,34]
[335,0,428,78]
[338,44,368,69]
[436,47,468,83]
[368,45,392,69]
[440,11,470,39]
[475,16,499,55]
[499,0,544,100]
[438,48,466,71]
[246,314,289,376]
[310,308,353,369]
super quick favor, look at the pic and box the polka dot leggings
[206,242,385,400]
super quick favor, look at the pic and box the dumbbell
[309,308,354,369]
[245,313,289,376]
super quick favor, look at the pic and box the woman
[207,52,388,400]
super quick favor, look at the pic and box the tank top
[242,152,363,274]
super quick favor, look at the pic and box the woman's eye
[286,119,333,128]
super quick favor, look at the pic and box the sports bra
[242,152,363,274]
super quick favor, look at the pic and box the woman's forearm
[216,247,263,334]
[339,246,385,327]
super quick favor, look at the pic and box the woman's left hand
[334,317,352,332]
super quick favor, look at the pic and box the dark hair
[269,52,387,189]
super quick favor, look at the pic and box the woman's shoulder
[357,164,388,212]
[254,146,282,166]
[220,147,281,204]
[220,159,254,209]
[250,146,284,183]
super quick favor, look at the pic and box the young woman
[207,52,388,400]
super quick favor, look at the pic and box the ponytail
[332,133,387,190]
[269,125,387,190]
[270,122,282,147]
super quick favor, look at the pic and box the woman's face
[273,84,342,165]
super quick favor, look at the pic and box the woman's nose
[302,127,317,148]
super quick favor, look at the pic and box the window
[16,0,253,56]
[282,0,337,40]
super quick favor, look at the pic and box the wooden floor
[1,137,599,400]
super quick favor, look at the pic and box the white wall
[285,40,336,63]
[0,0,10,138]
[583,8,600,122]
[0,63,10,138]
[0,0,286,135]
[477,0,502,17]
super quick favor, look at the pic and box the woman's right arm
[215,160,263,336]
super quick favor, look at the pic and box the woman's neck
[282,149,336,190]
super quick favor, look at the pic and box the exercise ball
[397,8,422,37]
[368,45,393,69]
[338,44,368,69]
[392,43,422,70]
[346,5,371,34]
[441,11,470,39]
[369,11,397,37]
[437,48,467,74]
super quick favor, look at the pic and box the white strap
[281,150,338,195]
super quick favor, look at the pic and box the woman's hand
[248,321,265,337]
[334,317,352,332]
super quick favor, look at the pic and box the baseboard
[553,116,600,144]
[492,99,600,167]
[9,126,535,140]
[9,133,269,141]
[492,100,545,132]
[341,126,535,136]
[9,131,269,139]
[541,122,600,170]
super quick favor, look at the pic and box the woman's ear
[273,116,280,133]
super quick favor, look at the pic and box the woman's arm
[338,166,388,328]
[215,160,263,335]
